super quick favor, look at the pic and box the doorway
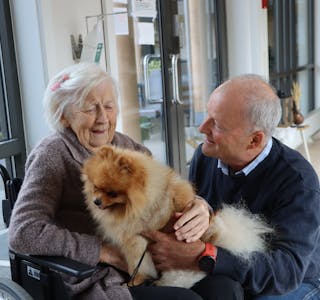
[101,0,227,176]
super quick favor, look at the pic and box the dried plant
[291,81,304,125]
[291,81,301,110]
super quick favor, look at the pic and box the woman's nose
[96,104,108,122]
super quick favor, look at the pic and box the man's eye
[106,191,118,198]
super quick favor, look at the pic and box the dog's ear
[98,145,114,160]
[118,156,134,174]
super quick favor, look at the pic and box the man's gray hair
[43,62,118,132]
[229,74,282,139]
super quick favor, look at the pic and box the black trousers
[130,285,202,300]
[191,274,244,300]
[130,274,244,300]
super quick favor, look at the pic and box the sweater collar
[58,128,91,164]
[58,128,124,164]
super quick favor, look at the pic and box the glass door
[98,0,167,163]
[158,0,223,176]
[99,0,224,176]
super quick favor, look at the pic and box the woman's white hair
[43,62,118,132]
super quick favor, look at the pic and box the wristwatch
[198,242,217,274]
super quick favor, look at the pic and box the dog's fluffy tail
[203,204,273,260]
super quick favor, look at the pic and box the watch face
[199,256,215,274]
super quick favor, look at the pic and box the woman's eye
[83,106,97,113]
[103,101,115,111]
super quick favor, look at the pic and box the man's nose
[199,120,207,133]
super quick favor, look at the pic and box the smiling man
[145,74,320,300]
[189,74,320,299]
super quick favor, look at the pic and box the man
[144,74,320,299]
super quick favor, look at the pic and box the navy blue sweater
[189,138,320,296]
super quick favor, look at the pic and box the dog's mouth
[96,203,124,210]
[93,197,125,210]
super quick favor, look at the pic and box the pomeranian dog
[81,145,273,288]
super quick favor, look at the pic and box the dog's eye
[106,191,118,198]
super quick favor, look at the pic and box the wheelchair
[0,164,96,299]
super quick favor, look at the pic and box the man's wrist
[198,242,217,274]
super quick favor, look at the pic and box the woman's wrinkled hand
[100,242,128,272]
[174,195,211,243]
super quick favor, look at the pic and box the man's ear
[247,131,265,149]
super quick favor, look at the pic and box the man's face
[199,86,253,171]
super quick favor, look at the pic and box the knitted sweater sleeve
[8,138,101,267]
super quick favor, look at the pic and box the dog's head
[82,145,148,217]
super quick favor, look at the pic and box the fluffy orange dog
[82,145,273,288]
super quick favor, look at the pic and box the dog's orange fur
[82,145,195,286]
[82,145,273,288]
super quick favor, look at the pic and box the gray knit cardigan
[8,128,151,299]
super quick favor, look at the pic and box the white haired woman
[8,62,210,300]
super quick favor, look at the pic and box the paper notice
[137,22,155,45]
[113,7,129,35]
[132,0,157,18]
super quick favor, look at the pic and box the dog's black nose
[94,198,102,206]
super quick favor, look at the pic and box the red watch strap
[201,243,217,261]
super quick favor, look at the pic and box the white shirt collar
[218,139,273,176]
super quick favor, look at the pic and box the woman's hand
[100,242,128,272]
[174,196,210,243]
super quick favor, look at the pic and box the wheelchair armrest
[9,250,96,280]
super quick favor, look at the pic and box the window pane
[295,0,309,66]
[296,70,312,115]
[0,64,9,142]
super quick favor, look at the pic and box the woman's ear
[60,114,70,128]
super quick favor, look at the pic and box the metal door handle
[171,54,183,105]
[143,54,163,103]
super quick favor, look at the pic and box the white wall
[10,0,48,152]
[225,0,269,77]
[40,0,102,78]
[10,0,102,153]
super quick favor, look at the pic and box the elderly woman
[8,63,209,300]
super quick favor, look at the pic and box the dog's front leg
[126,236,158,287]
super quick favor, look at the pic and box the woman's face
[62,79,117,151]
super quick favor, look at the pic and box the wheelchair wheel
[0,278,33,300]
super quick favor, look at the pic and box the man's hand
[174,196,210,243]
[142,230,205,271]
[100,242,128,272]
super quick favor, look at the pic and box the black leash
[128,248,147,287]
